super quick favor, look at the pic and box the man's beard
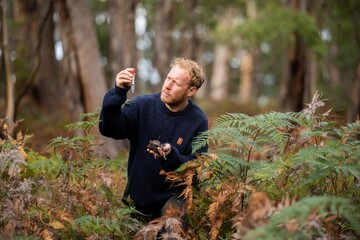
[161,91,186,108]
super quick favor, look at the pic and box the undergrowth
[1,92,359,239]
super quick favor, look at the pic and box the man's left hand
[147,143,171,159]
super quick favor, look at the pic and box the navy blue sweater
[99,86,208,208]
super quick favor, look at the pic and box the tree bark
[305,52,317,102]
[107,0,138,150]
[239,0,257,105]
[154,0,175,91]
[56,0,120,157]
[210,44,230,101]
[67,0,107,113]
[1,0,15,122]
[180,0,200,60]
[239,52,253,105]
[347,60,360,122]
[22,0,63,116]
[55,0,84,120]
[11,0,57,120]
[280,0,307,112]
[108,0,138,90]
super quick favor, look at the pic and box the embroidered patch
[177,137,183,145]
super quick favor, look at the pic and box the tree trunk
[305,52,317,103]
[154,0,175,91]
[55,0,84,120]
[328,44,341,88]
[180,0,199,59]
[239,52,253,105]
[210,44,230,101]
[56,0,120,157]
[280,0,307,112]
[107,0,138,150]
[27,0,64,116]
[56,0,107,115]
[281,32,306,112]
[303,0,317,103]
[210,7,238,102]
[108,0,138,90]
[12,0,59,120]
[67,0,107,113]
[347,60,360,122]
[177,0,208,100]
[239,0,256,105]
[1,0,15,122]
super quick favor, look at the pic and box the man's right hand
[115,68,135,89]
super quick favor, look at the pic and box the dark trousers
[135,196,186,223]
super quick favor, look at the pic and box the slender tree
[239,0,257,105]
[153,0,175,91]
[20,0,62,116]
[1,0,14,122]
[280,0,307,112]
[108,0,138,90]
[210,8,237,101]
[55,0,107,116]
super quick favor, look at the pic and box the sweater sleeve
[99,86,137,140]
[160,118,208,171]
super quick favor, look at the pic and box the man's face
[160,65,196,108]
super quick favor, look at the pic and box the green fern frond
[26,156,64,179]
[64,120,98,134]
[192,131,209,153]
[206,112,307,148]
[64,112,100,134]
[244,196,360,239]
[75,207,141,238]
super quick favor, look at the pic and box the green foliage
[0,113,141,239]
[238,4,326,56]
[189,94,360,239]
[245,196,360,239]
[2,97,360,239]
[47,112,100,160]
[75,208,141,238]
[25,151,64,179]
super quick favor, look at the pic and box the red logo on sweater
[177,138,183,145]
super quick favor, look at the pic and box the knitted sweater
[99,86,208,208]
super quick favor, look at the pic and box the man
[99,57,208,222]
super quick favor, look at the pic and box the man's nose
[165,80,173,89]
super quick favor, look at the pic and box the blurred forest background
[1,0,360,155]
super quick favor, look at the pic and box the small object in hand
[147,139,167,159]
[130,69,135,93]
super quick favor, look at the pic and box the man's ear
[187,86,198,97]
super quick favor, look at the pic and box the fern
[0,149,27,178]
[244,196,360,239]
[65,112,100,134]
[193,111,307,157]
[75,207,141,239]
[28,158,64,179]
[187,95,360,239]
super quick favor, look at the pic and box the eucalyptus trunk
[210,44,230,101]
[347,60,360,123]
[239,0,257,105]
[56,0,107,116]
[56,0,120,157]
[1,0,14,122]
[108,0,138,91]
[154,0,174,91]
[55,0,84,120]
[280,0,307,112]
